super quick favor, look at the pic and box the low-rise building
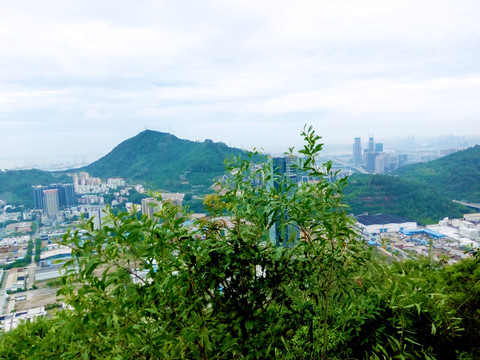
[35,246,74,281]
[355,214,417,235]
[0,306,47,332]
[5,267,28,292]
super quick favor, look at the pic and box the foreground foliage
[0,127,478,359]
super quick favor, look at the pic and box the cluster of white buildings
[355,212,480,260]
[73,172,125,195]
[428,216,480,248]
[0,307,48,332]
[0,235,30,248]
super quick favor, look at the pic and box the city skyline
[1,130,479,171]
[1,0,480,169]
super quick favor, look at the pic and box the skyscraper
[353,138,362,166]
[59,184,75,207]
[32,183,75,210]
[49,184,75,207]
[32,185,45,209]
[268,156,299,246]
[43,189,59,215]
[368,136,375,152]
[141,197,160,219]
[365,152,377,172]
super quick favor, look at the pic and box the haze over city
[1,0,480,169]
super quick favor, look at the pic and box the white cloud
[1,0,480,167]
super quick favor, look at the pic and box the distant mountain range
[1,130,479,224]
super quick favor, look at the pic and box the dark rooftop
[355,214,414,226]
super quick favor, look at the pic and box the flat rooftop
[355,214,413,226]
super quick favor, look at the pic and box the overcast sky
[1,0,480,168]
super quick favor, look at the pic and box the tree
[0,126,469,359]
[52,125,363,359]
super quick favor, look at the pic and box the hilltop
[0,131,249,207]
[81,130,248,193]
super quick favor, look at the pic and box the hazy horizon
[1,0,480,168]
[1,129,479,171]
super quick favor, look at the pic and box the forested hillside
[0,131,251,207]
[82,130,249,193]
[0,169,70,208]
[343,174,472,225]
[395,145,480,203]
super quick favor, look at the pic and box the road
[26,255,36,289]
[453,200,480,210]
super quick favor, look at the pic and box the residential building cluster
[32,184,75,215]
[73,172,125,194]
[30,173,130,223]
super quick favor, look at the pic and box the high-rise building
[43,189,59,215]
[141,193,185,219]
[32,185,46,209]
[85,206,107,230]
[374,155,387,174]
[78,172,89,185]
[353,138,362,166]
[32,183,75,210]
[364,152,378,172]
[362,135,379,172]
[375,143,383,153]
[49,184,76,207]
[398,154,408,167]
[141,198,160,219]
[59,184,75,207]
[368,136,375,152]
[160,193,185,207]
[268,156,299,246]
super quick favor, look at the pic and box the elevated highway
[453,200,480,210]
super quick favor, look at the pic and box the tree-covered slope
[0,169,70,208]
[343,174,472,225]
[82,130,247,193]
[395,145,480,203]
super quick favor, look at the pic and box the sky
[1,0,480,169]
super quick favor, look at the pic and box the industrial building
[355,214,417,235]
[35,246,74,281]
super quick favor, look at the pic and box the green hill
[81,130,248,193]
[395,145,480,203]
[0,169,70,208]
[343,174,472,225]
[0,131,249,207]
